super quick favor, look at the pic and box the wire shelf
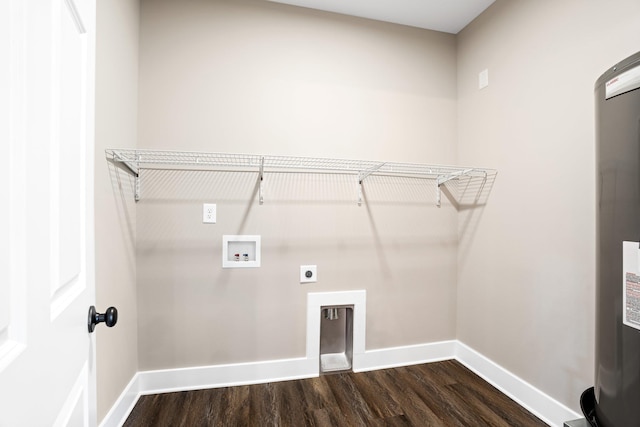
[105,148,495,206]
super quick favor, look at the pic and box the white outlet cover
[300,265,317,283]
[479,69,489,89]
[203,203,216,223]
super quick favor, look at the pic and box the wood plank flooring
[123,360,548,427]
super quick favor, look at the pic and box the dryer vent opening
[320,305,353,374]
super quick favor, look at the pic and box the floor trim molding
[137,357,316,395]
[99,373,140,427]
[100,340,580,427]
[355,340,456,372]
[455,342,580,427]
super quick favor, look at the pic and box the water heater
[586,50,640,427]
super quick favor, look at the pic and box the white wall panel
[0,0,26,371]
[50,0,88,318]
[0,0,10,335]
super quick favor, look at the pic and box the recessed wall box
[222,235,261,268]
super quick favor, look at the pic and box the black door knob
[88,306,118,333]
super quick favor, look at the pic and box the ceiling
[266,0,495,34]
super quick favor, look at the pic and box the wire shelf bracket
[259,156,265,205]
[105,149,494,207]
[109,150,141,201]
[357,162,385,206]
[436,168,471,207]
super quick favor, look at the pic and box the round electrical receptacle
[305,270,313,278]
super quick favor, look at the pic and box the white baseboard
[100,340,580,427]
[98,356,317,427]
[455,342,581,427]
[98,374,140,427]
[136,356,317,394]
[355,340,456,372]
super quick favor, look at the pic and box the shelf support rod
[131,154,141,202]
[357,162,385,206]
[134,174,140,202]
[121,162,140,202]
[436,169,474,208]
[109,150,140,176]
[109,150,141,201]
[259,156,265,205]
[120,161,139,178]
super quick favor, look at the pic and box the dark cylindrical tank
[591,50,640,427]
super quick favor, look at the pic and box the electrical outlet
[300,265,317,283]
[479,69,489,89]
[203,203,216,224]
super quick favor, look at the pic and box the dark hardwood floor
[123,360,548,427]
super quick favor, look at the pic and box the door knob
[88,306,118,333]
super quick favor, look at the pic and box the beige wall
[95,0,640,418]
[136,0,459,370]
[457,0,640,412]
[95,0,139,422]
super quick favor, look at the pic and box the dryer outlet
[300,265,317,283]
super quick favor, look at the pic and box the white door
[0,0,97,425]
